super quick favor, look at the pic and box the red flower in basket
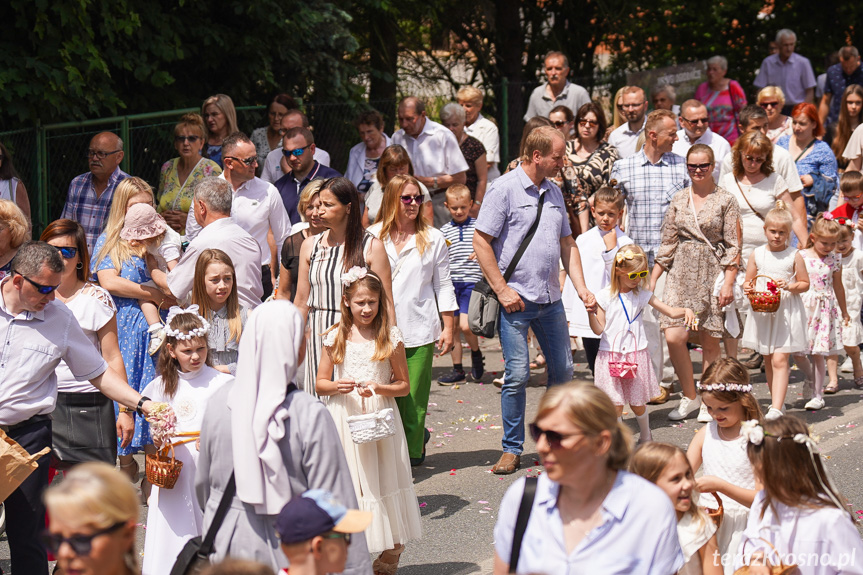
[766,281,778,294]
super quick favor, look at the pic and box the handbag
[346,387,396,444]
[608,329,638,379]
[734,178,766,222]
[733,536,799,574]
[508,477,538,574]
[468,192,547,338]
[0,428,51,503]
[170,473,236,575]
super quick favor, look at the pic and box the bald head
[87,132,124,180]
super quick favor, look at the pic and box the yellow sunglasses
[627,270,648,280]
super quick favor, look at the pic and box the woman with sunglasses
[0,199,28,283]
[568,102,620,199]
[156,113,222,234]
[41,219,133,471]
[492,382,683,574]
[44,462,140,575]
[368,174,456,466]
[651,144,742,422]
[757,86,793,144]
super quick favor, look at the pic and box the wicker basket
[145,443,183,489]
[746,274,781,313]
[705,491,724,527]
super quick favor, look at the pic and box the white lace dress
[324,326,422,554]
[842,249,863,347]
[698,422,756,575]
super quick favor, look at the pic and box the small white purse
[346,387,396,444]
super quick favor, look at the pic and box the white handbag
[346,387,396,444]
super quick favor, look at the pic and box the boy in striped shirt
[439,185,485,384]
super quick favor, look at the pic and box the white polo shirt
[465,115,501,181]
[392,119,469,180]
[671,128,731,182]
[608,119,646,159]
[0,280,108,426]
[184,174,291,268]
[260,147,331,185]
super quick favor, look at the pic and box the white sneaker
[804,397,826,411]
[147,324,165,356]
[696,402,713,422]
[669,396,701,421]
[840,356,854,373]
[802,379,813,401]
[765,407,784,421]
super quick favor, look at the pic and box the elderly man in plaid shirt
[611,109,690,413]
[61,131,129,253]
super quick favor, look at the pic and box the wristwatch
[433,176,438,188]
[118,406,132,413]
[136,396,151,416]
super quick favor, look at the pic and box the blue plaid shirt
[61,167,129,253]
[610,151,689,266]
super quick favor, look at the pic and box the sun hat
[120,203,167,241]
[275,489,372,545]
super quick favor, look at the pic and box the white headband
[164,305,210,340]
[341,266,368,288]
[696,382,753,393]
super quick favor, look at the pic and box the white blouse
[56,284,116,394]
[368,223,457,348]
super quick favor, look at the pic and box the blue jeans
[500,298,573,454]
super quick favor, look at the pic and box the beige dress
[655,187,741,337]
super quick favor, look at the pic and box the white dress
[324,326,422,554]
[678,512,718,575]
[841,249,863,347]
[698,422,756,575]
[720,172,788,266]
[141,365,233,575]
[741,245,807,354]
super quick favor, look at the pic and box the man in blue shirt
[274,127,341,223]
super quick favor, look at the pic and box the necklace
[716,425,740,441]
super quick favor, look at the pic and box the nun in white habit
[195,300,373,574]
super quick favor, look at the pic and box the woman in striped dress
[294,177,394,396]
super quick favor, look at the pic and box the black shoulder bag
[508,477,538,573]
[468,193,546,338]
[170,472,236,575]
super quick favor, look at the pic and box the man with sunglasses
[754,29,816,113]
[0,241,162,575]
[273,126,341,224]
[671,99,731,182]
[261,110,333,185]
[61,132,129,253]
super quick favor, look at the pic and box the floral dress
[801,252,843,354]
[156,157,222,228]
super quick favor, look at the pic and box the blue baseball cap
[275,489,372,545]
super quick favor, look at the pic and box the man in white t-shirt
[608,86,648,158]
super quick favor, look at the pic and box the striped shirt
[61,167,129,253]
[441,217,482,282]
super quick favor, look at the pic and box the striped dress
[303,231,372,395]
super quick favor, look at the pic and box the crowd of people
[3,28,863,575]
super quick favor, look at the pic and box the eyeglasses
[400,195,424,205]
[283,145,311,158]
[578,119,599,127]
[759,101,780,108]
[16,273,59,295]
[320,532,352,545]
[682,117,710,126]
[627,270,649,280]
[551,120,569,128]
[41,522,126,556]
[687,163,712,172]
[225,156,258,167]
[528,423,582,449]
[54,246,78,259]
[743,154,766,164]
[174,135,200,143]
[86,149,121,160]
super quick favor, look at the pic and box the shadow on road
[398,561,482,575]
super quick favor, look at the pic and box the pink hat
[120,203,167,241]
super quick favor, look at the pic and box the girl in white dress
[736,415,863,574]
[631,442,722,575]
[688,358,763,575]
[837,222,863,388]
[741,202,809,420]
[316,268,421,575]
[141,306,233,575]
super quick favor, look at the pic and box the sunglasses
[174,135,200,143]
[41,521,126,556]
[17,273,59,295]
[528,423,582,448]
[627,270,649,280]
[552,120,570,128]
[55,246,78,259]
[321,532,352,545]
[578,119,599,127]
[283,145,311,158]
[683,117,710,126]
[400,195,424,205]
[225,156,257,167]
[687,163,712,172]
[743,154,766,164]
[759,101,780,108]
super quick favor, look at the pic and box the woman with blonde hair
[757,86,792,143]
[44,462,141,575]
[202,94,239,168]
[276,180,326,301]
[492,382,683,574]
[0,198,29,282]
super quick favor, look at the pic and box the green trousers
[396,343,434,459]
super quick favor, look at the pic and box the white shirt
[465,115,501,181]
[0,279,108,425]
[608,119,646,159]
[719,145,803,193]
[596,285,653,352]
[168,217,264,309]
[391,118,469,179]
[184,175,291,268]
[56,284,116,394]
[368,222,457,347]
[148,226,183,272]
[671,127,731,182]
[260,147,331,185]
[345,134,393,187]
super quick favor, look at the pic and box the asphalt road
[4,336,863,574]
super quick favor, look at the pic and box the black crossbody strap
[502,192,546,282]
[508,476,538,573]
[199,472,236,555]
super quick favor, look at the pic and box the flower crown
[341,266,368,288]
[696,382,753,393]
[164,305,210,341]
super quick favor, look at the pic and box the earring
[76,262,84,270]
